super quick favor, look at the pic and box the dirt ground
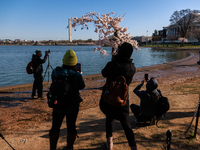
[1,49,200,150]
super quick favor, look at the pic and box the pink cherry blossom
[68,12,139,56]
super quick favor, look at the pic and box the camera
[45,49,51,54]
[145,74,148,81]
[76,63,82,72]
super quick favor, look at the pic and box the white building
[131,36,152,43]
[164,13,200,42]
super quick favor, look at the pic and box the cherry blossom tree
[68,11,139,56]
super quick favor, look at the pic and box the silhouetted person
[131,77,161,124]
[100,42,137,150]
[49,49,85,150]
[31,49,49,99]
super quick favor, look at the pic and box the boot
[150,117,156,125]
[130,145,137,150]
[106,137,113,150]
[66,133,77,150]
[49,132,59,150]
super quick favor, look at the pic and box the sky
[1,0,200,41]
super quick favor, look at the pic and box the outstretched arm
[133,81,144,98]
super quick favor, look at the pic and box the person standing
[49,49,85,150]
[31,49,49,99]
[99,42,137,150]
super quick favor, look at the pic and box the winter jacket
[51,66,85,113]
[100,55,136,118]
[32,54,48,78]
[133,83,161,117]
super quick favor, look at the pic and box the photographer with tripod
[31,49,50,99]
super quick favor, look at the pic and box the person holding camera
[49,49,85,150]
[131,77,161,124]
[31,49,49,99]
[99,42,137,150]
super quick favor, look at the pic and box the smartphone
[76,63,82,72]
[145,74,148,81]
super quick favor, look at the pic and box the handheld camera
[77,63,82,72]
[145,74,148,81]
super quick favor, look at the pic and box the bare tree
[169,9,200,38]
[166,35,177,45]
[192,29,200,42]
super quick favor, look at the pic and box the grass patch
[174,84,200,94]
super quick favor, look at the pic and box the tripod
[0,133,15,150]
[43,54,53,87]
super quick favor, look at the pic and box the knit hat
[118,42,133,59]
[35,49,41,55]
[62,49,77,66]
[146,77,159,98]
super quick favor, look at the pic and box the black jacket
[133,83,161,117]
[51,67,85,113]
[32,54,48,78]
[100,55,136,118]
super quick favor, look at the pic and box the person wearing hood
[49,49,85,150]
[99,42,137,150]
[131,77,161,124]
[31,49,49,99]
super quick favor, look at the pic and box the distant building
[132,36,152,43]
[14,39,21,42]
[0,39,5,42]
[0,39,12,42]
[163,13,200,42]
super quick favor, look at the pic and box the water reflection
[132,48,190,68]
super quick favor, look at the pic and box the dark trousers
[106,114,136,146]
[50,108,79,135]
[32,76,43,97]
[130,104,153,122]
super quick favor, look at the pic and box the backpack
[155,94,170,126]
[26,60,34,74]
[103,76,128,107]
[47,68,75,109]
[26,57,36,74]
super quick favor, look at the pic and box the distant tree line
[0,39,98,46]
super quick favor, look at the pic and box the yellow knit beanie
[62,49,77,66]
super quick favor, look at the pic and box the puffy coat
[51,66,85,113]
[133,83,161,117]
[100,55,136,118]
[32,54,48,78]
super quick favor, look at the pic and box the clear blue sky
[1,0,200,41]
